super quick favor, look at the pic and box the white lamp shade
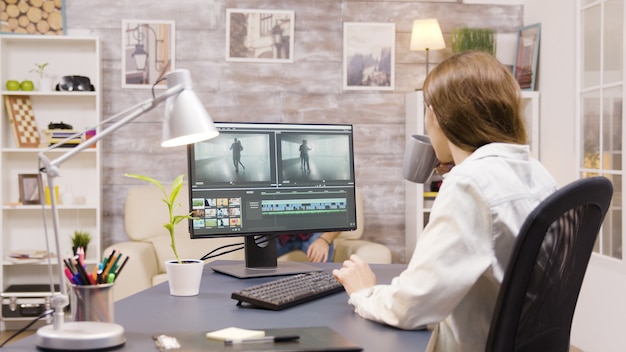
[161,70,219,147]
[410,19,446,51]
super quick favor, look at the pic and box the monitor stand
[210,235,321,279]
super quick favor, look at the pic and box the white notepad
[205,327,265,341]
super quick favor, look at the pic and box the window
[578,0,624,260]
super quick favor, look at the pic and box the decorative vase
[39,77,52,91]
[165,259,204,296]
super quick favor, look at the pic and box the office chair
[485,176,613,352]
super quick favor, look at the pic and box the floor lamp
[36,69,219,350]
[409,18,446,88]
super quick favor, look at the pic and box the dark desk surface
[3,261,430,351]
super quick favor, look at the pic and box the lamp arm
[37,83,184,331]
[41,96,154,156]
[40,83,185,175]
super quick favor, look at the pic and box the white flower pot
[165,259,204,296]
[39,78,52,91]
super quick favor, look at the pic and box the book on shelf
[40,129,96,148]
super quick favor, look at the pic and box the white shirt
[348,143,557,352]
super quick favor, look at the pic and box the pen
[113,256,130,281]
[224,335,300,345]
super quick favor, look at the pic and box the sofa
[104,185,392,301]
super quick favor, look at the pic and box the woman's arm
[307,231,341,262]
[336,175,493,329]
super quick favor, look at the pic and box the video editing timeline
[191,191,350,232]
[261,197,348,214]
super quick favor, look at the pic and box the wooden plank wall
[65,0,522,263]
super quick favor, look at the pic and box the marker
[64,267,74,282]
[224,335,300,345]
[113,256,130,281]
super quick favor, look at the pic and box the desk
[2,261,431,351]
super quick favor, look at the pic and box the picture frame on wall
[122,20,176,89]
[343,22,395,91]
[513,23,541,91]
[0,0,66,35]
[18,174,42,205]
[226,9,295,63]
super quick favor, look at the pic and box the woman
[332,51,558,351]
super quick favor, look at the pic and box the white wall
[523,0,577,185]
[524,1,626,351]
[463,0,523,4]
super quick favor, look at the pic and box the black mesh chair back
[485,176,613,352]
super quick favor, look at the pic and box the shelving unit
[0,35,101,329]
[404,90,540,260]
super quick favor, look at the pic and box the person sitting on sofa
[276,232,341,262]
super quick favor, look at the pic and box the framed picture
[19,174,42,205]
[122,20,176,88]
[343,22,395,91]
[513,23,541,91]
[226,9,295,63]
[0,0,65,35]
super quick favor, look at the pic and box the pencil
[109,253,123,273]
[113,256,130,281]
[102,252,118,278]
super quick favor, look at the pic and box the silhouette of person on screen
[230,138,245,173]
[276,232,340,263]
[299,140,311,172]
[332,51,558,351]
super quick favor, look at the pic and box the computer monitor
[187,122,357,278]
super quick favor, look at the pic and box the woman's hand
[332,254,376,295]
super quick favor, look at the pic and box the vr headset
[55,76,95,92]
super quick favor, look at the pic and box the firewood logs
[1,0,64,35]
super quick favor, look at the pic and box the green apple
[5,80,20,91]
[20,80,34,91]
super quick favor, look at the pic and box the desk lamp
[409,18,445,86]
[36,69,219,350]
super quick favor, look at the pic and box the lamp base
[36,321,125,351]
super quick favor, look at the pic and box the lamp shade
[410,19,446,52]
[161,69,219,147]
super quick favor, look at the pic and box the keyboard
[231,271,344,310]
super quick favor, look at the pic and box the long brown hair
[423,51,527,152]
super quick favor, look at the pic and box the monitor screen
[187,122,357,278]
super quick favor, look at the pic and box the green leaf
[124,173,189,264]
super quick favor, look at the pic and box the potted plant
[30,62,51,91]
[70,230,91,257]
[451,28,495,55]
[124,173,204,296]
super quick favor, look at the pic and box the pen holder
[70,283,115,323]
